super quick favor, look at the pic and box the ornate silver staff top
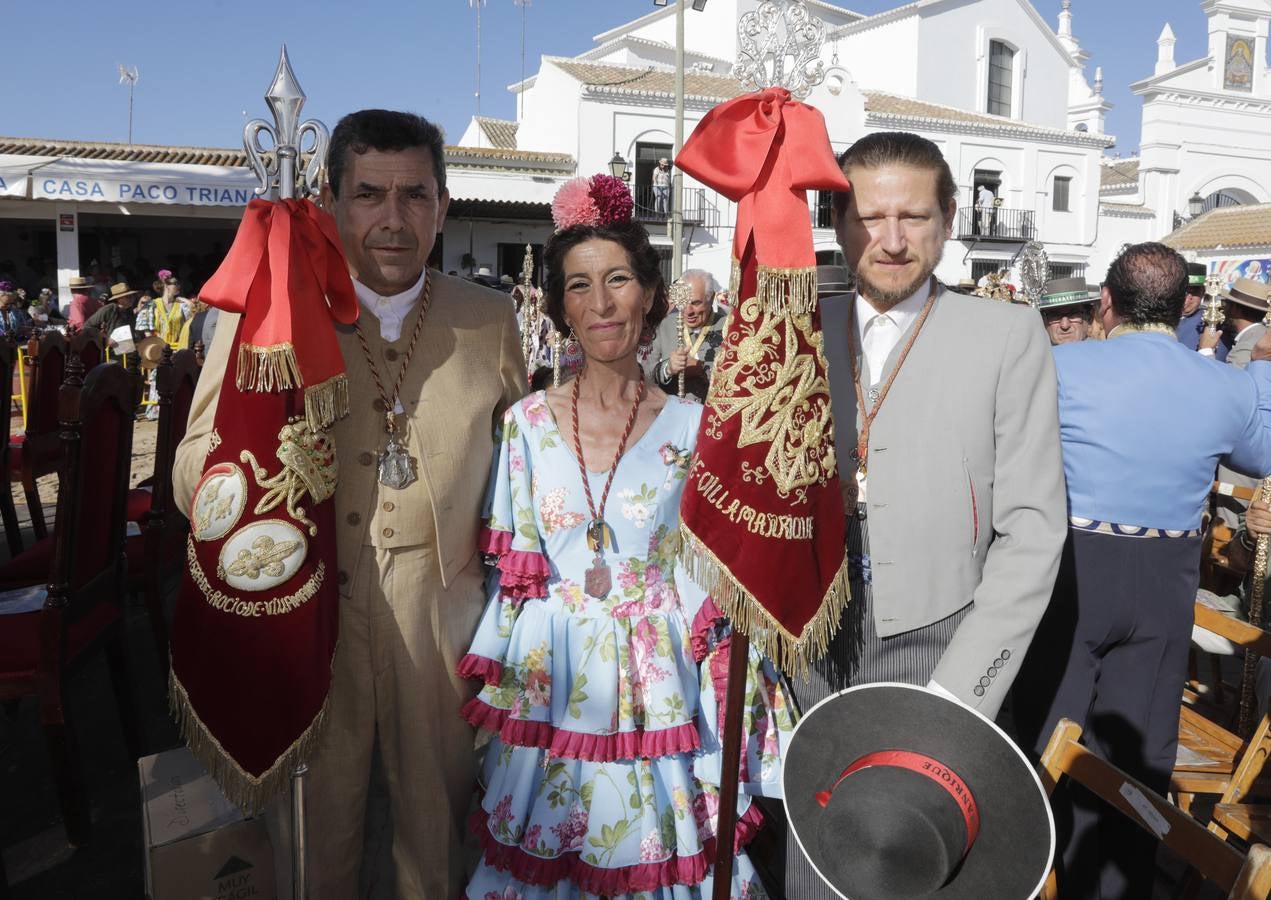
[244,46,329,201]
[1016,241,1050,307]
[734,0,827,99]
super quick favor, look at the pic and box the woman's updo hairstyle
[542,175,669,336]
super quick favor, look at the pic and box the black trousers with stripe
[1012,529,1200,900]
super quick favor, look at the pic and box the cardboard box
[139,748,277,900]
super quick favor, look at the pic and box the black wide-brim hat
[783,683,1054,900]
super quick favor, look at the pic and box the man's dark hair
[831,131,958,220]
[1104,242,1188,327]
[327,109,447,198]
[543,221,668,335]
[1185,261,1207,294]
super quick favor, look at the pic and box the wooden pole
[711,630,750,900]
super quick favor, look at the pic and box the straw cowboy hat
[1219,277,1271,316]
[135,335,167,370]
[783,683,1055,900]
[67,275,93,291]
[108,282,140,302]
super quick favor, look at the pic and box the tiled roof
[1099,202,1155,216]
[0,135,571,175]
[1164,203,1271,251]
[0,136,248,167]
[863,92,1114,146]
[549,59,744,101]
[446,145,574,174]
[474,117,518,150]
[1100,159,1140,190]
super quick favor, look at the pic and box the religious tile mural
[1212,257,1271,287]
[1225,35,1254,92]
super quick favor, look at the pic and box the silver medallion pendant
[378,438,418,490]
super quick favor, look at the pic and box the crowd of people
[145,107,1271,900]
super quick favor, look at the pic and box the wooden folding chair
[1039,718,1271,899]
[124,347,200,676]
[1174,604,1271,814]
[0,356,142,846]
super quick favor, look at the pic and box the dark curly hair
[542,220,669,337]
[1104,242,1187,327]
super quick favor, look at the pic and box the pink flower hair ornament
[551,174,635,231]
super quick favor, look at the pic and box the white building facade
[2,0,1268,299]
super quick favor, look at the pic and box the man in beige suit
[173,109,527,899]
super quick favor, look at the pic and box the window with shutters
[1053,176,1072,212]
[987,41,1015,117]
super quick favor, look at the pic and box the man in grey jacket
[779,131,1067,896]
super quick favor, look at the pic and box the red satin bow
[201,198,359,391]
[676,88,850,269]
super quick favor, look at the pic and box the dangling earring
[565,325,580,355]
[551,329,563,388]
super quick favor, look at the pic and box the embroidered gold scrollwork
[240,420,338,536]
[706,294,836,497]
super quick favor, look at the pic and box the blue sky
[0,1,1222,157]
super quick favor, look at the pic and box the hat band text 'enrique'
[815,749,981,854]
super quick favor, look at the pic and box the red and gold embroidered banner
[676,89,850,675]
[170,198,358,813]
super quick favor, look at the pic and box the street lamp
[1188,191,1205,219]
[608,153,630,181]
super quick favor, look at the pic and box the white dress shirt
[854,283,930,388]
[353,269,427,343]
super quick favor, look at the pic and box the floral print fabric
[461,392,791,899]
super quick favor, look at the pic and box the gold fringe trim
[304,373,349,431]
[755,265,819,317]
[729,257,741,302]
[679,521,851,680]
[236,342,302,394]
[169,666,331,816]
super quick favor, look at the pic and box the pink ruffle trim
[478,525,514,556]
[478,526,550,601]
[457,653,504,687]
[461,697,701,761]
[689,596,725,663]
[471,803,764,892]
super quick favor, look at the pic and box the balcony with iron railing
[957,206,1037,242]
[632,185,719,230]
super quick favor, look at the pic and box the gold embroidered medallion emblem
[191,462,248,542]
[217,519,308,592]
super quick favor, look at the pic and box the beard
[854,263,936,310]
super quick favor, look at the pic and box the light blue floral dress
[460,391,792,900]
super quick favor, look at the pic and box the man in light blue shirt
[1013,242,1271,900]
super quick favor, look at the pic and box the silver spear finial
[243,45,329,200]
[734,0,827,100]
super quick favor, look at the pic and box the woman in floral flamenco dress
[459,175,791,900]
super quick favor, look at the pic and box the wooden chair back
[0,339,19,556]
[140,347,199,673]
[1039,718,1269,899]
[69,326,105,372]
[1175,605,1271,813]
[51,357,135,603]
[23,331,68,440]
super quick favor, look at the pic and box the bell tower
[1201,0,1270,96]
